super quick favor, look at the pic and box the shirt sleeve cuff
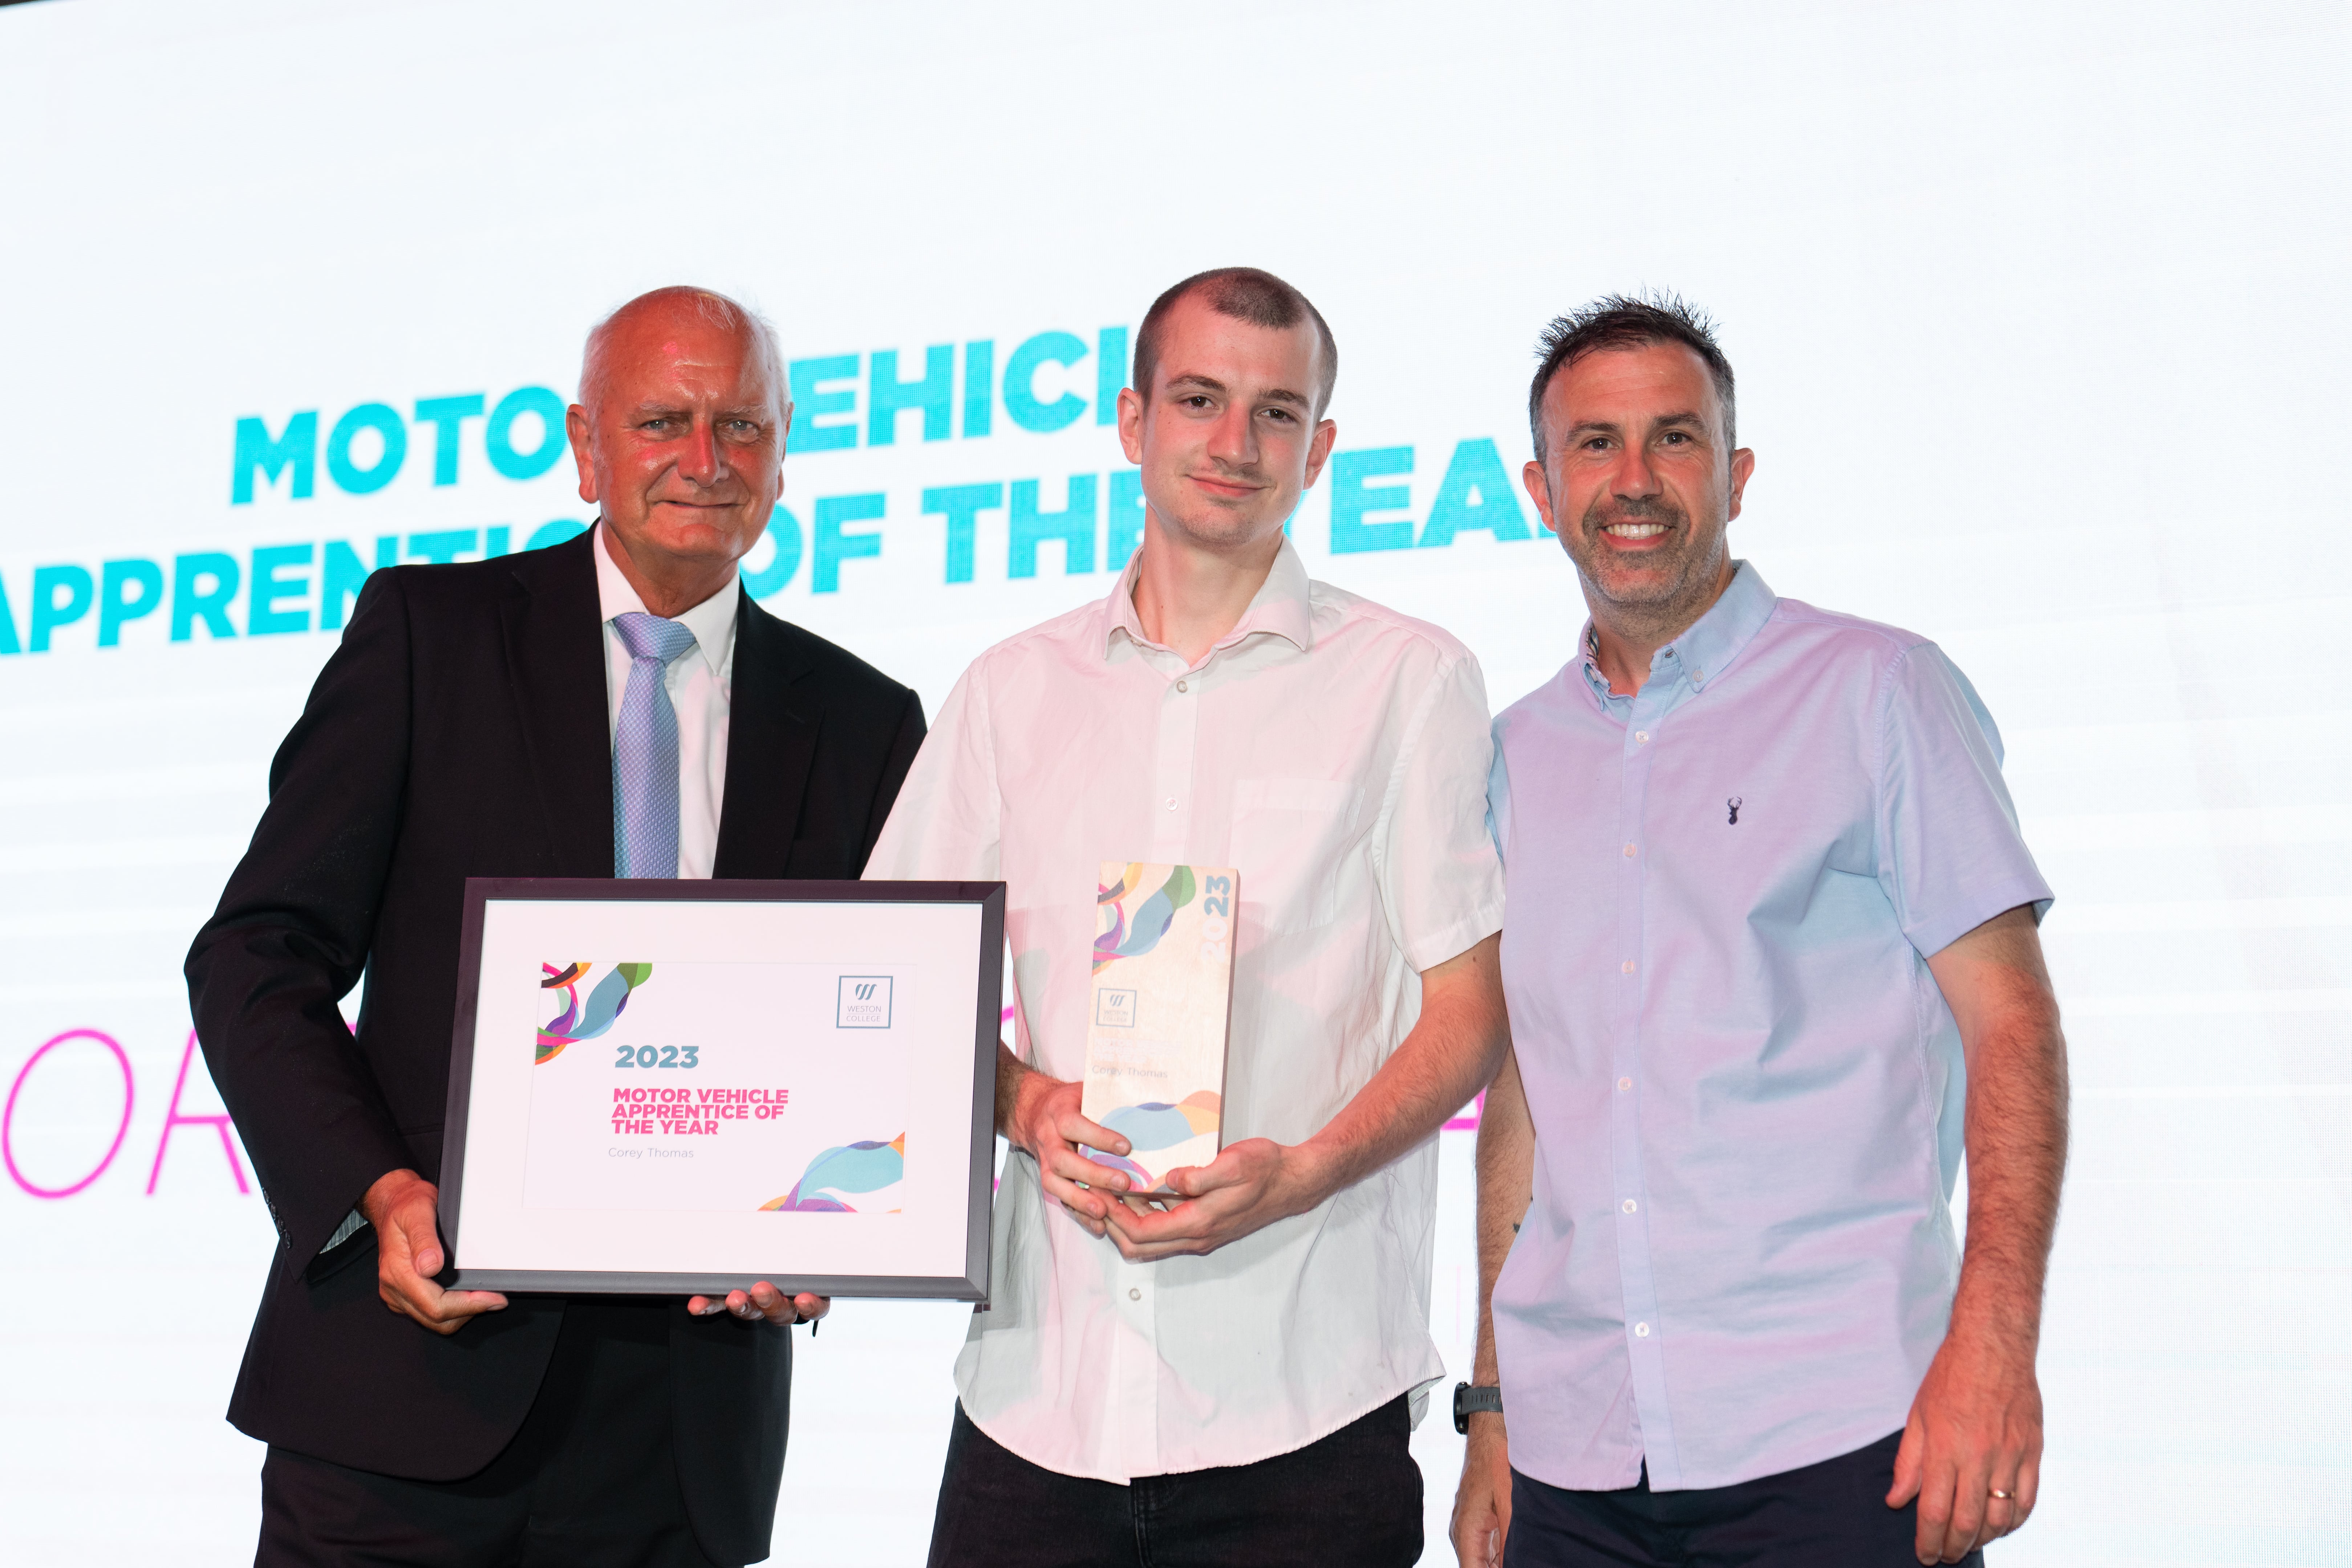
[1403,900,1506,975]
[1908,875,2056,959]
[320,1208,370,1255]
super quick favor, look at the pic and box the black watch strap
[1452,1380,1504,1434]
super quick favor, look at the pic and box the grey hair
[579,285,788,417]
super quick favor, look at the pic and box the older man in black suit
[186,286,924,1567]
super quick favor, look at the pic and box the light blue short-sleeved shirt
[1488,561,2052,1492]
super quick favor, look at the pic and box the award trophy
[1079,861,1238,1194]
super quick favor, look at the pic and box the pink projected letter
[145,1030,250,1195]
[3,1029,135,1199]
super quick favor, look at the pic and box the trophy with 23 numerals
[1079,861,1238,1194]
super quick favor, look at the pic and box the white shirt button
[1621,1198,1638,1214]
[1128,1287,1141,1301]
[1175,680,1188,693]
[1618,1076,1632,1091]
[1635,1321,1651,1337]
[1165,797,1177,811]
[1634,730,1650,744]
[1621,960,1636,975]
[1623,843,1637,857]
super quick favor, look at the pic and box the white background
[0,1,2347,1563]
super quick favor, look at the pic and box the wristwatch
[1452,1380,1504,1434]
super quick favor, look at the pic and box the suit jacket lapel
[714,591,819,878]
[498,530,615,877]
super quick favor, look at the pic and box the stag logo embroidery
[1727,797,1743,826]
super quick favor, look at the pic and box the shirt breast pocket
[1229,778,1360,937]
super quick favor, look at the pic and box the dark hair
[1131,266,1338,416]
[1527,293,1735,465]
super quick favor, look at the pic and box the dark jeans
[1504,1431,1985,1568]
[257,1301,723,1568]
[926,1396,1423,1568]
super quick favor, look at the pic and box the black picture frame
[438,876,1005,1301]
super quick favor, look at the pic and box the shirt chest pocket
[1229,778,1362,937]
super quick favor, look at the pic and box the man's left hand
[688,1281,830,1327]
[1886,1330,2043,1564]
[1098,1137,1330,1260]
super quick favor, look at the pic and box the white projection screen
[1,2,2346,1563]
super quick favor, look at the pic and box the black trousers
[926,1396,1423,1568]
[1504,1431,1986,1568]
[257,1301,726,1568]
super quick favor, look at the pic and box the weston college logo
[1094,986,1137,1028]
[836,976,893,1029]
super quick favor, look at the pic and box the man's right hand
[360,1167,508,1335]
[999,1057,1135,1238]
[1450,1417,1513,1566]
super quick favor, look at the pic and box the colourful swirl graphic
[536,960,652,1064]
[1093,863,1197,973]
[1082,1091,1221,1186]
[761,1134,906,1213]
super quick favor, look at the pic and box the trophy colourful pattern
[1080,861,1238,1193]
[1087,1091,1224,1190]
[1093,862,1194,971]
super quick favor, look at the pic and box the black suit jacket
[184,530,923,1564]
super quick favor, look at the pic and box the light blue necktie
[611,611,700,879]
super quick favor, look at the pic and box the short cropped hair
[1132,266,1338,416]
[1528,293,1736,465]
[580,285,786,419]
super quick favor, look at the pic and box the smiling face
[1118,292,1336,555]
[1522,340,1753,629]
[566,299,789,588]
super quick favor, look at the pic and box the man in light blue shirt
[1449,296,2069,1568]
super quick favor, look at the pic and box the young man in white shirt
[866,267,1510,1566]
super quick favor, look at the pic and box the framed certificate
[438,878,1004,1301]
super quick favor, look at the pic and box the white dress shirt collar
[1102,535,1317,664]
[593,521,739,684]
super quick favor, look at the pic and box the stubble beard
[1567,491,1728,641]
